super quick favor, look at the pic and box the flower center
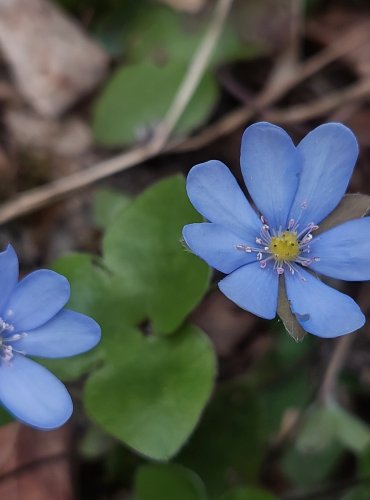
[235,211,321,278]
[269,231,300,262]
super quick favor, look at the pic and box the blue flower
[0,245,101,429]
[183,122,370,338]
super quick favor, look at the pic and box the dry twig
[265,78,370,124]
[155,0,234,145]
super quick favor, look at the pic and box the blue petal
[289,123,358,228]
[218,262,278,319]
[240,122,301,230]
[186,160,261,239]
[14,309,101,358]
[285,268,364,337]
[310,218,370,281]
[0,245,19,314]
[0,354,72,429]
[183,223,257,274]
[3,270,70,332]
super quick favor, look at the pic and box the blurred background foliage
[1,0,370,499]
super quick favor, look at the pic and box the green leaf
[282,402,370,488]
[296,403,335,452]
[36,348,102,383]
[103,175,210,334]
[92,61,218,146]
[127,4,198,64]
[134,464,208,500]
[53,253,144,328]
[84,324,216,460]
[48,177,215,458]
[281,401,370,488]
[297,402,370,454]
[126,4,249,67]
[220,486,278,500]
[332,404,370,453]
[282,441,343,489]
[53,253,109,318]
[94,188,132,228]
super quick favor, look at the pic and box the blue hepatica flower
[0,245,101,429]
[183,122,370,338]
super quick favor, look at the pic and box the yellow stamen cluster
[269,231,300,261]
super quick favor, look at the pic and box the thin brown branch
[0,142,162,224]
[265,78,370,124]
[155,0,234,145]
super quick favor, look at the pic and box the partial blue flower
[0,245,101,429]
[183,122,370,338]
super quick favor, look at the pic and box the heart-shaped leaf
[84,324,216,460]
[103,176,211,334]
